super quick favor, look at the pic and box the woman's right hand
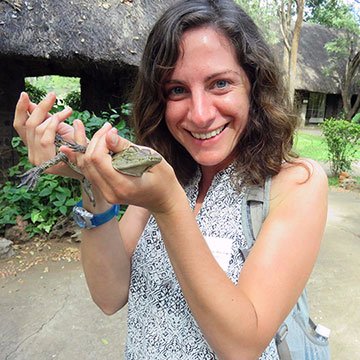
[13,92,82,179]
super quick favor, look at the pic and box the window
[306,92,326,123]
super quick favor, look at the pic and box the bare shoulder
[270,158,328,208]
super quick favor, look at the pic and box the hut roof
[295,22,342,94]
[0,0,176,74]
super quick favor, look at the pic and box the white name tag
[204,236,233,272]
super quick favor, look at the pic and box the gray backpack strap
[241,176,271,258]
[275,325,292,359]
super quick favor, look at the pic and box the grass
[294,130,360,186]
[294,130,360,162]
[293,131,329,161]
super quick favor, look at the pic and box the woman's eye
[215,80,229,89]
[170,86,185,95]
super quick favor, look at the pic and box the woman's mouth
[190,125,225,140]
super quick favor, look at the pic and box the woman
[14,0,328,358]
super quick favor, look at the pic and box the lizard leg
[81,178,96,207]
[55,134,87,153]
[18,152,68,190]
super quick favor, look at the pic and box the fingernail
[45,93,53,100]
[102,122,111,128]
[110,133,118,146]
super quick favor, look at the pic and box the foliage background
[0,80,132,238]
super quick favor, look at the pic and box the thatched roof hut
[0,0,178,115]
[0,0,176,72]
[0,0,176,175]
[296,22,341,95]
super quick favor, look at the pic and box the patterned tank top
[125,164,279,359]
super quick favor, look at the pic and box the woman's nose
[188,91,216,128]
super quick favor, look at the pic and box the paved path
[1,189,359,359]
[307,190,360,358]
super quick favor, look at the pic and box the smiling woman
[132,2,300,188]
[13,0,329,359]
[164,27,251,178]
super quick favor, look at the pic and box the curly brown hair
[130,0,299,186]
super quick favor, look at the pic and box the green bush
[0,105,132,238]
[25,81,47,103]
[320,118,360,175]
[63,90,81,111]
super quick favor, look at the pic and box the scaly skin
[18,135,162,205]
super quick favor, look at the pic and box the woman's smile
[190,125,226,140]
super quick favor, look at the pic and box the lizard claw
[17,166,43,190]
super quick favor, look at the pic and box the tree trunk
[288,0,304,106]
[342,50,360,120]
[278,0,304,108]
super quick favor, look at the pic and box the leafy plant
[63,90,81,111]
[0,104,133,238]
[25,81,47,103]
[26,76,80,98]
[320,118,360,175]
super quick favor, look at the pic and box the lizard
[18,134,162,206]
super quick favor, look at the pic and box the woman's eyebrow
[165,70,242,84]
[164,79,185,85]
[205,70,241,82]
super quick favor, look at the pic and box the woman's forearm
[79,187,131,315]
[80,218,131,315]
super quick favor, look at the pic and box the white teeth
[191,126,225,140]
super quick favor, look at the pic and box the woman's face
[164,26,251,174]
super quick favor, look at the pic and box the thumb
[105,128,131,153]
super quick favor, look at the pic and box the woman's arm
[80,202,150,315]
[13,93,147,315]
[152,159,328,359]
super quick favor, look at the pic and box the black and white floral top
[125,164,279,359]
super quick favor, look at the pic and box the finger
[26,115,57,163]
[28,100,51,117]
[82,128,114,182]
[84,126,113,174]
[59,119,86,164]
[85,122,112,155]
[26,92,57,130]
[73,119,87,146]
[25,93,57,151]
[40,114,67,147]
[28,107,73,150]
[13,92,31,144]
[105,128,132,153]
[57,121,75,139]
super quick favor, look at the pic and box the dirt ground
[0,239,80,279]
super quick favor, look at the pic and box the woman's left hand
[61,120,185,214]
